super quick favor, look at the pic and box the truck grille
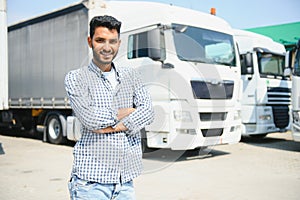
[267,87,291,105]
[201,128,223,137]
[272,106,289,129]
[199,112,227,121]
[191,80,234,99]
[266,87,291,129]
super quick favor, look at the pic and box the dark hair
[89,15,122,38]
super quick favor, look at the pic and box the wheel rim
[48,118,61,140]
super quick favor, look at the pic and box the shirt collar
[88,60,120,81]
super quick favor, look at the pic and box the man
[65,15,154,200]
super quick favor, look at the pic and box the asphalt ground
[0,131,299,200]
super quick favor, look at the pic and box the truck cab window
[172,23,236,66]
[257,53,285,77]
[128,29,165,60]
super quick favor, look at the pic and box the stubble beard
[92,45,118,70]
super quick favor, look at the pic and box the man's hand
[117,108,135,120]
[93,122,127,134]
[93,108,135,134]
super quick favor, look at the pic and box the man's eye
[110,40,118,44]
[95,39,105,43]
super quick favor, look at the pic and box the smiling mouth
[100,52,113,57]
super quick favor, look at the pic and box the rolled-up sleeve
[65,68,118,131]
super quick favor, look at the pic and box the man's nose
[103,41,110,49]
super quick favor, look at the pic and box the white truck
[1,0,242,150]
[234,29,292,137]
[287,39,300,141]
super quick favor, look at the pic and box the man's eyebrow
[94,37,118,41]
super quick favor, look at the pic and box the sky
[6,0,300,29]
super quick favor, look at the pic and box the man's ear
[87,37,92,48]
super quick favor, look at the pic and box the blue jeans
[68,175,136,200]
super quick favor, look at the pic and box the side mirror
[284,67,292,77]
[147,29,165,61]
[247,67,253,74]
[245,53,253,67]
[245,53,254,74]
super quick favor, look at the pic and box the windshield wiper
[264,72,281,76]
[261,72,283,79]
[214,61,233,66]
[178,57,211,63]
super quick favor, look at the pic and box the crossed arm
[65,67,153,135]
[93,108,136,134]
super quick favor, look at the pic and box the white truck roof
[234,29,286,55]
[100,1,233,33]
[10,0,234,35]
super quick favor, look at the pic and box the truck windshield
[172,23,236,66]
[257,53,285,78]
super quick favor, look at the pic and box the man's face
[88,26,121,69]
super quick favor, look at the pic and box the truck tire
[46,114,66,144]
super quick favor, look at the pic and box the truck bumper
[147,123,241,150]
[242,123,280,136]
[292,123,300,142]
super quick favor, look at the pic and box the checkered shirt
[64,61,154,184]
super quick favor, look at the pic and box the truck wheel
[46,114,66,144]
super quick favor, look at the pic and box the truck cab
[234,29,292,137]
[287,39,300,141]
[111,2,242,150]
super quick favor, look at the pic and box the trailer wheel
[46,114,65,144]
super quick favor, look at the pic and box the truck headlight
[176,128,196,135]
[173,111,192,122]
[259,114,271,120]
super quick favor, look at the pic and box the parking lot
[0,131,299,200]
